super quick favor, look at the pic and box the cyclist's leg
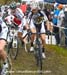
[40,34,46,58]
[18,32,24,43]
[0,30,10,74]
[0,40,7,63]
[18,30,28,46]
[18,24,29,44]
[30,20,36,51]
[49,22,53,33]
[18,25,25,45]
[0,26,8,64]
[30,28,36,51]
[0,39,9,75]
[40,22,46,58]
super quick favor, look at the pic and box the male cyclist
[10,2,29,48]
[0,7,9,75]
[28,3,49,58]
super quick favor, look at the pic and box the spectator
[63,6,67,47]
[57,4,65,27]
[52,4,60,45]
[57,4,65,46]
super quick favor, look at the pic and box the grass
[0,0,16,5]
[10,45,67,75]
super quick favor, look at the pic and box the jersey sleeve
[40,11,48,21]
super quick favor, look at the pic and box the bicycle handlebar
[22,31,46,39]
[53,25,67,29]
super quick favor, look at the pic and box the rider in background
[52,3,60,45]
[28,2,49,58]
[0,7,9,74]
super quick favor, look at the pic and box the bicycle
[7,26,19,60]
[7,25,31,59]
[22,28,46,74]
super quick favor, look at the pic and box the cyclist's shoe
[30,47,34,52]
[1,63,9,75]
[42,53,46,59]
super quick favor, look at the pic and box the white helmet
[30,2,39,10]
[16,2,20,6]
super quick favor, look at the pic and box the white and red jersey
[5,15,22,27]
[13,16,21,26]
[13,8,27,28]
[5,7,27,30]
[5,15,14,25]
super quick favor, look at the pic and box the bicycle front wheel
[34,46,43,71]
[6,55,12,75]
[8,38,19,60]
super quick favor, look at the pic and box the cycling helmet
[16,2,20,6]
[10,2,16,9]
[30,2,39,10]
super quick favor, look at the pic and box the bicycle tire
[34,42,43,72]
[6,55,12,75]
[8,37,19,60]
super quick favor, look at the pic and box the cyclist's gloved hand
[23,26,26,30]
[46,30,51,35]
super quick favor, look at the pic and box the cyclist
[10,3,29,47]
[0,7,9,75]
[28,3,49,58]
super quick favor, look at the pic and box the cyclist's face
[11,9,16,15]
[32,9,38,13]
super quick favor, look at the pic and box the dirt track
[11,45,67,75]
